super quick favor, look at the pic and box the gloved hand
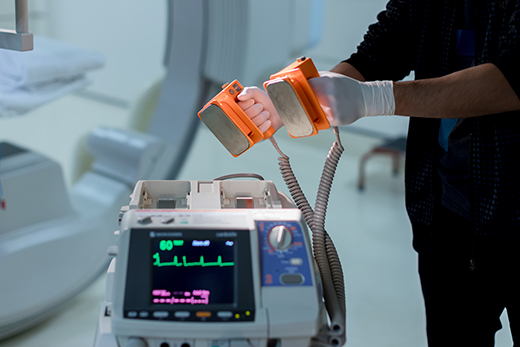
[237,86,284,134]
[308,71,395,126]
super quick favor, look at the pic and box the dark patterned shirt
[345,0,520,240]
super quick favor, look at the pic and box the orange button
[196,311,212,318]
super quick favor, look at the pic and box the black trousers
[417,205,519,346]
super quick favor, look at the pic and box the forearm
[394,63,520,118]
[312,61,520,127]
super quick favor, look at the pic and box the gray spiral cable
[269,127,346,347]
[314,127,346,319]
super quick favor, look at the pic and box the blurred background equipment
[0,0,326,341]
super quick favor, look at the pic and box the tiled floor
[0,95,513,346]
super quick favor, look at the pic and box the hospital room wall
[0,0,403,107]
[44,0,167,106]
[39,0,396,108]
[0,0,167,105]
[0,0,405,187]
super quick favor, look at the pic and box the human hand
[308,71,395,126]
[237,86,284,134]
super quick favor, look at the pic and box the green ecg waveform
[153,253,235,268]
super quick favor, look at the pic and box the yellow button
[196,311,212,318]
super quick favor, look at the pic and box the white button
[290,257,303,266]
[127,311,138,318]
[174,311,190,318]
[153,311,169,318]
[217,311,233,318]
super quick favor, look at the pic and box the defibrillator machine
[94,179,337,347]
[95,58,346,347]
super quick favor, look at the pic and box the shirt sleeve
[493,0,520,99]
[345,0,417,82]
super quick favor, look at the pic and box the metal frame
[0,0,33,51]
[147,0,207,179]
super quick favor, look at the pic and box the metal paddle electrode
[264,57,330,138]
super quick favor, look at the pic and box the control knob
[268,225,293,250]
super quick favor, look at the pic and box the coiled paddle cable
[269,127,346,346]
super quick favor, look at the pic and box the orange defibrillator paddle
[198,80,275,157]
[198,57,328,156]
[264,56,330,138]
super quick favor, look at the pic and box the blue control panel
[256,221,313,286]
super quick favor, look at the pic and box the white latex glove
[308,71,395,126]
[237,86,284,133]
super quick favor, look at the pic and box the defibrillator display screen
[151,236,236,305]
[123,229,255,322]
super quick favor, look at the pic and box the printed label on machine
[135,211,248,227]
